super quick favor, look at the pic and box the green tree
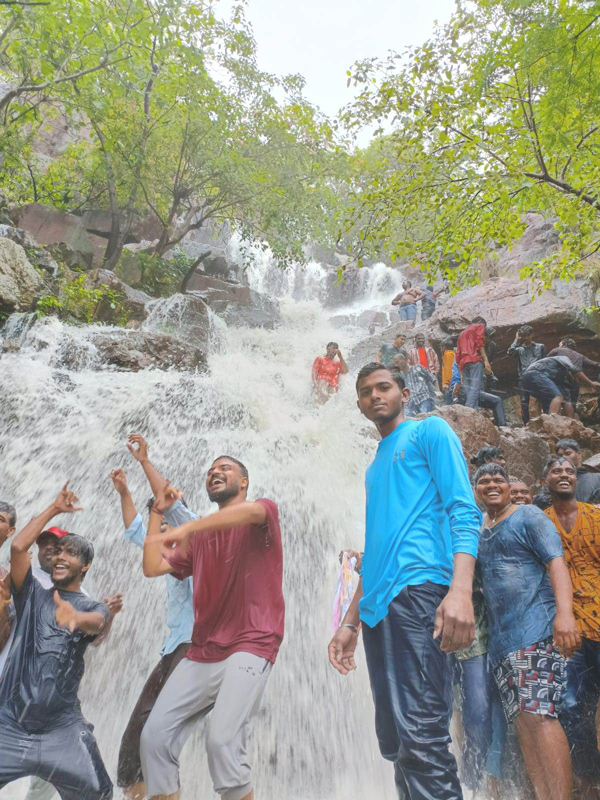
[341,0,600,286]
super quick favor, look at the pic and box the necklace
[486,501,515,527]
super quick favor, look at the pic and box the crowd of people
[1,344,600,800]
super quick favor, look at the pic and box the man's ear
[81,562,91,577]
[8,527,15,539]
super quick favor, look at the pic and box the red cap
[40,526,70,539]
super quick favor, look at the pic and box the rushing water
[0,254,403,799]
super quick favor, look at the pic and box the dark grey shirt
[576,468,600,504]
[508,341,546,376]
[525,355,579,384]
[0,568,108,733]
[548,347,598,373]
[379,344,403,367]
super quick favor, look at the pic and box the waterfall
[0,259,397,798]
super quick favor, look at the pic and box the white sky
[224,0,457,122]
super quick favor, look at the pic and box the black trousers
[363,582,463,800]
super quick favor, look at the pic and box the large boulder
[186,275,280,329]
[526,414,600,455]
[498,427,551,487]
[429,405,500,466]
[94,269,153,323]
[142,293,211,347]
[0,238,45,313]
[13,204,95,271]
[481,213,560,280]
[90,329,206,372]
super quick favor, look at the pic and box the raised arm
[336,348,349,375]
[110,468,137,529]
[11,483,82,591]
[127,434,169,499]
[574,370,600,390]
[547,557,580,657]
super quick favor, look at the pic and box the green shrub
[36,274,129,325]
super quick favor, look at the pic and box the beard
[208,484,239,504]
[52,568,79,589]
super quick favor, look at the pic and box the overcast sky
[224,0,457,122]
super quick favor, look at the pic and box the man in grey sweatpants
[127,434,285,800]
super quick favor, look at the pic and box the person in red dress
[312,342,349,404]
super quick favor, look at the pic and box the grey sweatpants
[140,652,272,800]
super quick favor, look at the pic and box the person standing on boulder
[544,457,600,788]
[508,325,546,424]
[135,449,284,800]
[441,339,457,404]
[376,333,406,367]
[312,342,348,404]
[555,438,600,503]
[456,317,493,410]
[408,332,440,376]
[391,280,425,325]
[329,362,482,800]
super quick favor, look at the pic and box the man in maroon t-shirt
[138,454,284,800]
[455,316,493,410]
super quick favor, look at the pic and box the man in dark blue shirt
[0,483,112,800]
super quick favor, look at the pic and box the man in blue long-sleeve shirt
[110,464,194,800]
[328,362,482,800]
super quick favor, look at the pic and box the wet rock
[186,275,280,329]
[429,405,500,465]
[481,213,560,280]
[142,293,211,347]
[90,329,206,372]
[94,269,153,323]
[348,321,416,369]
[0,237,45,313]
[498,427,551,486]
[526,414,600,452]
[13,204,95,271]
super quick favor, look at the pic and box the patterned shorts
[493,636,566,723]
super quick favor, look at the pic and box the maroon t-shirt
[166,498,284,664]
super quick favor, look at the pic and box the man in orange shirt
[441,339,456,404]
[312,342,348,404]
[545,456,600,786]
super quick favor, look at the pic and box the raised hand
[52,482,83,516]
[104,592,124,618]
[110,468,128,496]
[152,481,183,514]
[127,433,149,463]
[54,591,77,632]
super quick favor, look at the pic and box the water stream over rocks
[0,255,409,799]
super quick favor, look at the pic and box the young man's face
[357,368,409,424]
[394,336,406,349]
[546,461,577,500]
[326,344,337,358]
[520,330,533,346]
[0,511,15,547]
[556,446,582,468]
[206,458,247,504]
[51,540,89,588]
[475,473,511,512]
[510,481,532,505]
[37,533,60,573]
[415,334,425,348]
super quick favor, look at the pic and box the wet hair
[518,325,534,336]
[555,438,580,454]
[473,463,510,485]
[326,342,338,349]
[59,534,94,580]
[0,501,16,528]
[472,316,487,326]
[543,456,576,477]
[470,446,504,468]
[509,476,523,484]
[355,362,406,393]
[532,489,552,510]
[443,338,455,350]
[560,338,576,348]
[212,456,249,486]
[393,333,406,341]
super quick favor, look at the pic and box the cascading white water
[0,251,400,799]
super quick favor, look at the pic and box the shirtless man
[391,280,426,324]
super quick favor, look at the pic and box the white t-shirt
[0,566,89,676]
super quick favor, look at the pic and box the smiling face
[0,510,15,547]
[357,367,409,426]
[206,458,248,505]
[476,472,511,513]
[51,540,90,589]
[510,481,532,505]
[37,533,60,574]
[546,460,577,500]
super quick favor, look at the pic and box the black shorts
[0,716,112,800]
[117,641,189,787]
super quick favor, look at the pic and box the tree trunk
[180,252,210,294]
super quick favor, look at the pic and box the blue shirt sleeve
[521,506,564,564]
[123,513,146,549]
[418,417,482,558]
[163,499,199,527]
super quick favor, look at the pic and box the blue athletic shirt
[360,416,482,628]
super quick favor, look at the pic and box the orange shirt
[441,350,455,388]
[312,356,342,389]
[545,502,600,641]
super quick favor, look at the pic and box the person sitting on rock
[312,342,348,404]
[521,355,600,417]
[376,333,406,367]
[474,463,579,800]
[508,325,546,424]
[548,339,600,417]
[470,446,507,471]
[555,438,600,504]
[391,350,436,416]
[509,477,532,505]
[391,280,425,325]
[544,457,600,789]
[408,333,440,376]
[456,317,494,410]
